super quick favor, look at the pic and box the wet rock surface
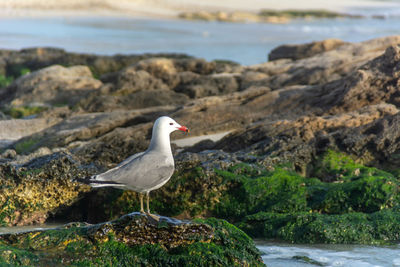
[0,35,399,262]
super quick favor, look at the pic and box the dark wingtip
[73,176,92,184]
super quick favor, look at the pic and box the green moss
[4,106,47,119]
[307,175,400,214]
[0,244,39,266]
[8,65,31,78]
[0,66,31,88]
[151,165,224,217]
[0,75,13,88]
[240,209,400,244]
[312,150,392,181]
[46,150,400,245]
[88,66,101,80]
[197,218,261,262]
[214,167,310,220]
[0,216,264,266]
[0,199,17,226]
[14,137,40,154]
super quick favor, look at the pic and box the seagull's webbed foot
[145,191,160,221]
[146,212,160,221]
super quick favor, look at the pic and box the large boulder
[251,36,400,88]
[0,214,264,266]
[3,65,102,107]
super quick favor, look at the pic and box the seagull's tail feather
[73,175,126,188]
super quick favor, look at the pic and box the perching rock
[0,214,264,266]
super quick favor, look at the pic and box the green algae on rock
[239,209,400,245]
[58,150,400,246]
[0,214,264,266]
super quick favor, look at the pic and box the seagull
[79,116,189,220]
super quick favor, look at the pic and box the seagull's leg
[146,191,160,221]
[146,191,150,214]
[139,193,145,214]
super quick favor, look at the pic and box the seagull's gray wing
[92,151,174,192]
[117,151,145,168]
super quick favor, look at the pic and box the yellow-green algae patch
[0,153,92,226]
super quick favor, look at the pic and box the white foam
[257,243,400,267]
[393,258,400,266]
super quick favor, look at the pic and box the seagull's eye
[169,123,174,125]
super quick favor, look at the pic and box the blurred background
[1,0,400,65]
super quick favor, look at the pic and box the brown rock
[269,39,348,61]
[101,68,168,93]
[5,65,102,107]
[253,36,400,87]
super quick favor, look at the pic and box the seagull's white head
[154,116,189,135]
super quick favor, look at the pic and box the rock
[55,150,400,247]
[11,109,172,156]
[183,139,216,153]
[132,58,216,87]
[75,58,228,112]
[134,58,180,88]
[0,118,60,141]
[268,39,348,61]
[0,151,93,226]
[2,35,400,248]
[174,58,217,74]
[4,65,102,107]
[316,45,400,113]
[78,89,189,112]
[175,73,239,98]
[240,209,400,244]
[0,47,192,78]
[0,214,264,266]
[101,68,168,93]
[240,71,269,90]
[252,35,400,87]
[1,149,16,159]
[213,104,398,174]
[325,112,400,169]
[0,111,9,120]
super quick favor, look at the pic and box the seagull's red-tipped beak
[178,125,189,133]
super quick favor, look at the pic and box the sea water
[0,15,400,65]
[257,242,400,267]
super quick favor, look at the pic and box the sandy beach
[0,0,399,18]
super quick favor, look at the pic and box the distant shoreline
[0,0,399,19]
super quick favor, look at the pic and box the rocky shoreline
[1,36,400,264]
[0,0,396,20]
[178,9,363,24]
